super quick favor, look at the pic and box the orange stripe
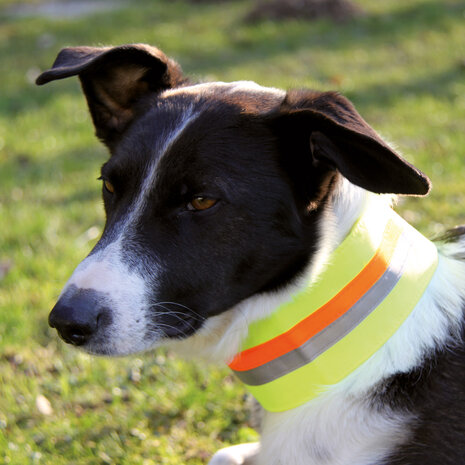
[229,220,403,372]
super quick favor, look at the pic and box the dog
[37,44,465,465]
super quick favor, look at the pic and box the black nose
[49,287,107,346]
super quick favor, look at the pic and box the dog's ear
[36,44,185,149]
[271,90,431,196]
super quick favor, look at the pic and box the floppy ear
[36,44,185,149]
[271,90,431,196]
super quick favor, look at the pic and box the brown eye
[188,196,217,211]
[103,180,114,194]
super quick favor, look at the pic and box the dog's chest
[257,393,412,465]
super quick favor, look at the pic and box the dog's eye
[103,180,115,194]
[187,197,217,211]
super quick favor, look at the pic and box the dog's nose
[49,288,106,346]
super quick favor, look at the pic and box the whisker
[146,322,189,339]
[150,306,200,326]
[153,301,206,321]
[147,307,199,333]
[149,302,205,322]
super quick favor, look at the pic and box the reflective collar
[228,205,438,412]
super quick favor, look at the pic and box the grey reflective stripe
[233,229,413,387]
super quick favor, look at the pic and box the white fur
[256,392,412,465]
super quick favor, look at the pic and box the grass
[0,0,464,463]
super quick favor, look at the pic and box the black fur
[95,95,325,335]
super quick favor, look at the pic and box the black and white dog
[37,44,465,465]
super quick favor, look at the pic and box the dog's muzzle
[49,286,111,346]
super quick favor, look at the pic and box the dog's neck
[308,178,380,283]
[252,185,465,465]
[228,183,438,412]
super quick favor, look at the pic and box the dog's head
[37,44,430,356]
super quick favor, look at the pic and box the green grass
[0,0,464,463]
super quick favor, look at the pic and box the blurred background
[0,0,464,463]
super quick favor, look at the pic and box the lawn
[0,0,464,463]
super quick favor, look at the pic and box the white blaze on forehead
[119,105,200,237]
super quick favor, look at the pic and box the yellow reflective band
[229,206,438,412]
